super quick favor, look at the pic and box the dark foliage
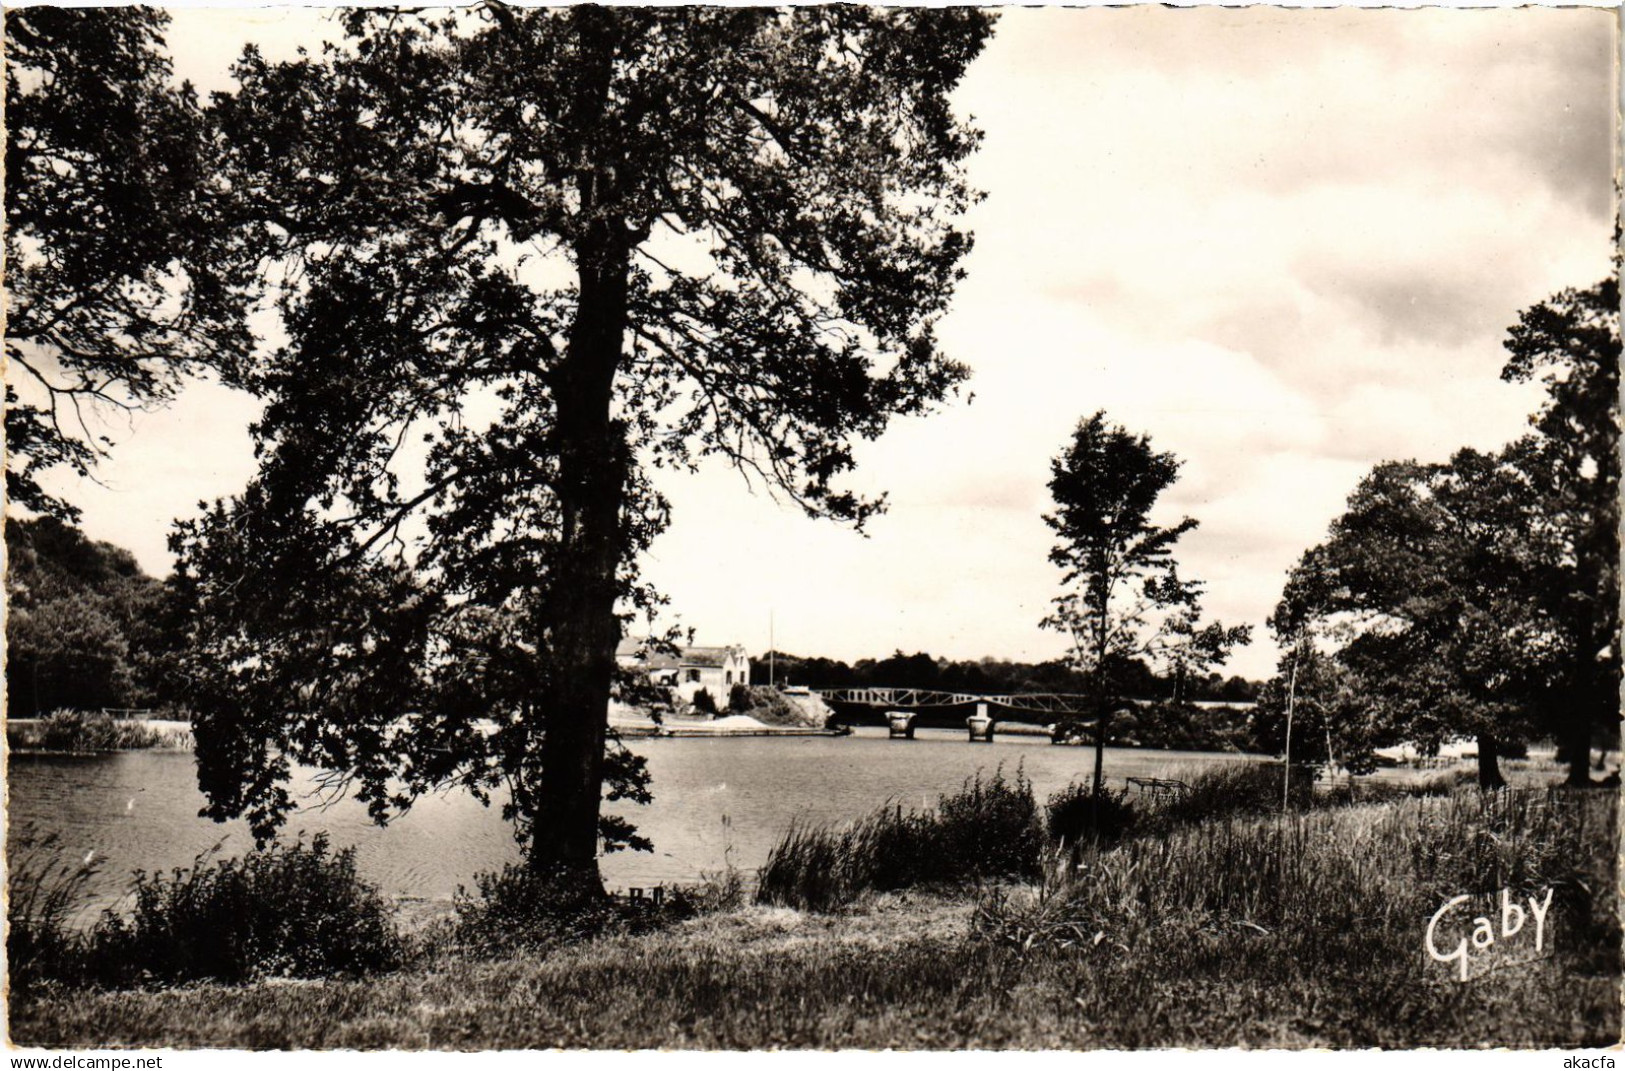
[691,688,718,716]
[1270,273,1619,788]
[10,835,402,993]
[1143,762,1314,831]
[87,835,403,987]
[753,648,1261,705]
[453,863,623,954]
[5,7,253,519]
[6,830,104,994]
[11,709,167,752]
[5,517,177,719]
[1046,783,1137,846]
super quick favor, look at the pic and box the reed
[756,766,1043,910]
[975,787,1617,974]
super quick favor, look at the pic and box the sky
[29,4,1619,682]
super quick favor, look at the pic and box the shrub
[729,682,752,712]
[691,688,718,715]
[670,865,749,915]
[89,834,402,986]
[453,863,622,953]
[1046,783,1137,846]
[730,685,808,726]
[1144,761,1314,830]
[935,766,1044,880]
[757,766,1043,910]
[452,861,709,953]
[13,709,166,752]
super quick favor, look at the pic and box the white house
[616,639,752,710]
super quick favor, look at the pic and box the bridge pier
[886,711,917,739]
[967,703,994,742]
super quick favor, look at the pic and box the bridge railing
[811,688,1254,719]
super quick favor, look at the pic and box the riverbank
[11,879,1614,1050]
[608,707,843,738]
[6,713,194,753]
[10,781,1616,1050]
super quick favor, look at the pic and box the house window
[687,669,700,683]
[725,671,733,686]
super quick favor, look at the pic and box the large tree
[1273,274,1619,788]
[4,7,252,519]
[1273,451,1542,787]
[1499,275,1619,784]
[173,7,995,887]
[1041,412,1248,797]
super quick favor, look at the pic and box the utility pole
[1282,637,1300,812]
[769,608,775,688]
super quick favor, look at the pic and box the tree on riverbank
[174,8,996,890]
[1041,413,1249,797]
[1267,273,1619,786]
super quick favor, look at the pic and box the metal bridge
[812,688,1255,718]
[813,687,1102,718]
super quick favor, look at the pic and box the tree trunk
[1092,703,1108,798]
[1475,732,1506,789]
[528,10,630,892]
[1561,697,1594,786]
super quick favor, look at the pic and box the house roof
[680,646,740,668]
[617,638,746,668]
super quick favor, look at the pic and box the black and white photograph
[3,1,1620,1054]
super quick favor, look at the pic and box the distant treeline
[5,516,182,720]
[750,649,1260,704]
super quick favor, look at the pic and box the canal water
[7,728,1258,915]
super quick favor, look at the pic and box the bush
[691,688,718,715]
[452,861,716,954]
[757,766,1043,910]
[729,682,752,712]
[11,709,166,752]
[453,863,622,953]
[1047,783,1137,846]
[89,834,402,986]
[1144,761,1313,830]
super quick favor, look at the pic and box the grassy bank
[9,771,1617,1049]
[10,886,1614,1048]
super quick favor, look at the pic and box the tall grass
[757,766,1042,910]
[6,829,105,992]
[976,787,1617,976]
[1141,760,1313,829]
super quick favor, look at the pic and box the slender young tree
[1041,412,1247,798]
[174,6,995,889]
